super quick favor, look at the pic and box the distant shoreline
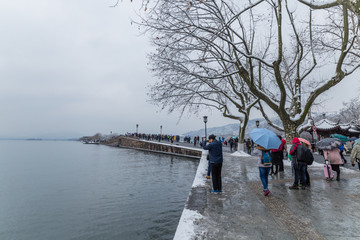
[0,138,78,141]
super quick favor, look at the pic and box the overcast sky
[0,0,359,139]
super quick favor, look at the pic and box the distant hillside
[183,118,284,138]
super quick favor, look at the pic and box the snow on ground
[283,159,292,167]
[309,161,323,168]
[301,159,358,173]
[138,139,202,151]
[173,208,204,240]
[231,150,251,157]
[191,150,208,188]
[340,165,358,173]
[173,151,208,240]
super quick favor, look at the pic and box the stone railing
[116,136,202,159]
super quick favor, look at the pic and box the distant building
[299,118,360,140]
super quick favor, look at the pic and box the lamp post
[136,124,139,136]
[203,116,208,141]
[256,120,260,128]
[159,125,162,142]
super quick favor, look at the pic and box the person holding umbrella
[288,138,308,190]
[250,128,281,196]
[323,148,342,181]
[317,138,343,181]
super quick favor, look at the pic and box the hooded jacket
[350,144,360,165]
[289,137,301,156]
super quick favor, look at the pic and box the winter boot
[289,185,299,190]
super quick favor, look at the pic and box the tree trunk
[282,119,300,144]
[237,112,249,152]
[239,114,249,143]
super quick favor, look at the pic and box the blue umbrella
[349,137,358,141]
[353,138,360,148]
[249,128,281,150]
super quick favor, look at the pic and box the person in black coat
[270,135,285,175]
[203,134,223,193]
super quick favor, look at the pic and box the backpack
[261,150,272,166]
[305,148,314,165]
[296,145,307,162]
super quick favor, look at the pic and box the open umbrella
[317,138,342,150]
[353,138,360,147]
[298,138,311,147]
[224,136,232,142]
[349,137,358,141]
[330,134,349,142]
[249,128,281,150]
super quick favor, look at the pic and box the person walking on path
[288,138,307,190]
[339,144,347,164]
[323,148,343,181]
[203,134,223,193]
[270,135,285,175]
[350,143,360,170]
[246,139,252,154]
[193,136,197,146]
[229,138,234,152]
[234,137,239,151]
[253,145,272,196]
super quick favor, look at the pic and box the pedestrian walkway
[175,151,360,240]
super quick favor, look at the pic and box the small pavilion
[299,118,360,142]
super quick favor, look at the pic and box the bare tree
[140,0,360,142]
[141,1,260,144]
[297,0,360,52]
[338,97,360,124]
[298,0,360,17]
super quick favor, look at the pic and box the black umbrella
[317,138,342,150]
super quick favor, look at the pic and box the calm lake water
[0,140,198,240]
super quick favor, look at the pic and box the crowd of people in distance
[126,132,181,143]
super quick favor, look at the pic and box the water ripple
[0,141,198,240]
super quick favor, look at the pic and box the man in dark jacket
[288,137,307,190]
[203,134,223,193]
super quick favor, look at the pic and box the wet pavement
[185,151,360,240]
